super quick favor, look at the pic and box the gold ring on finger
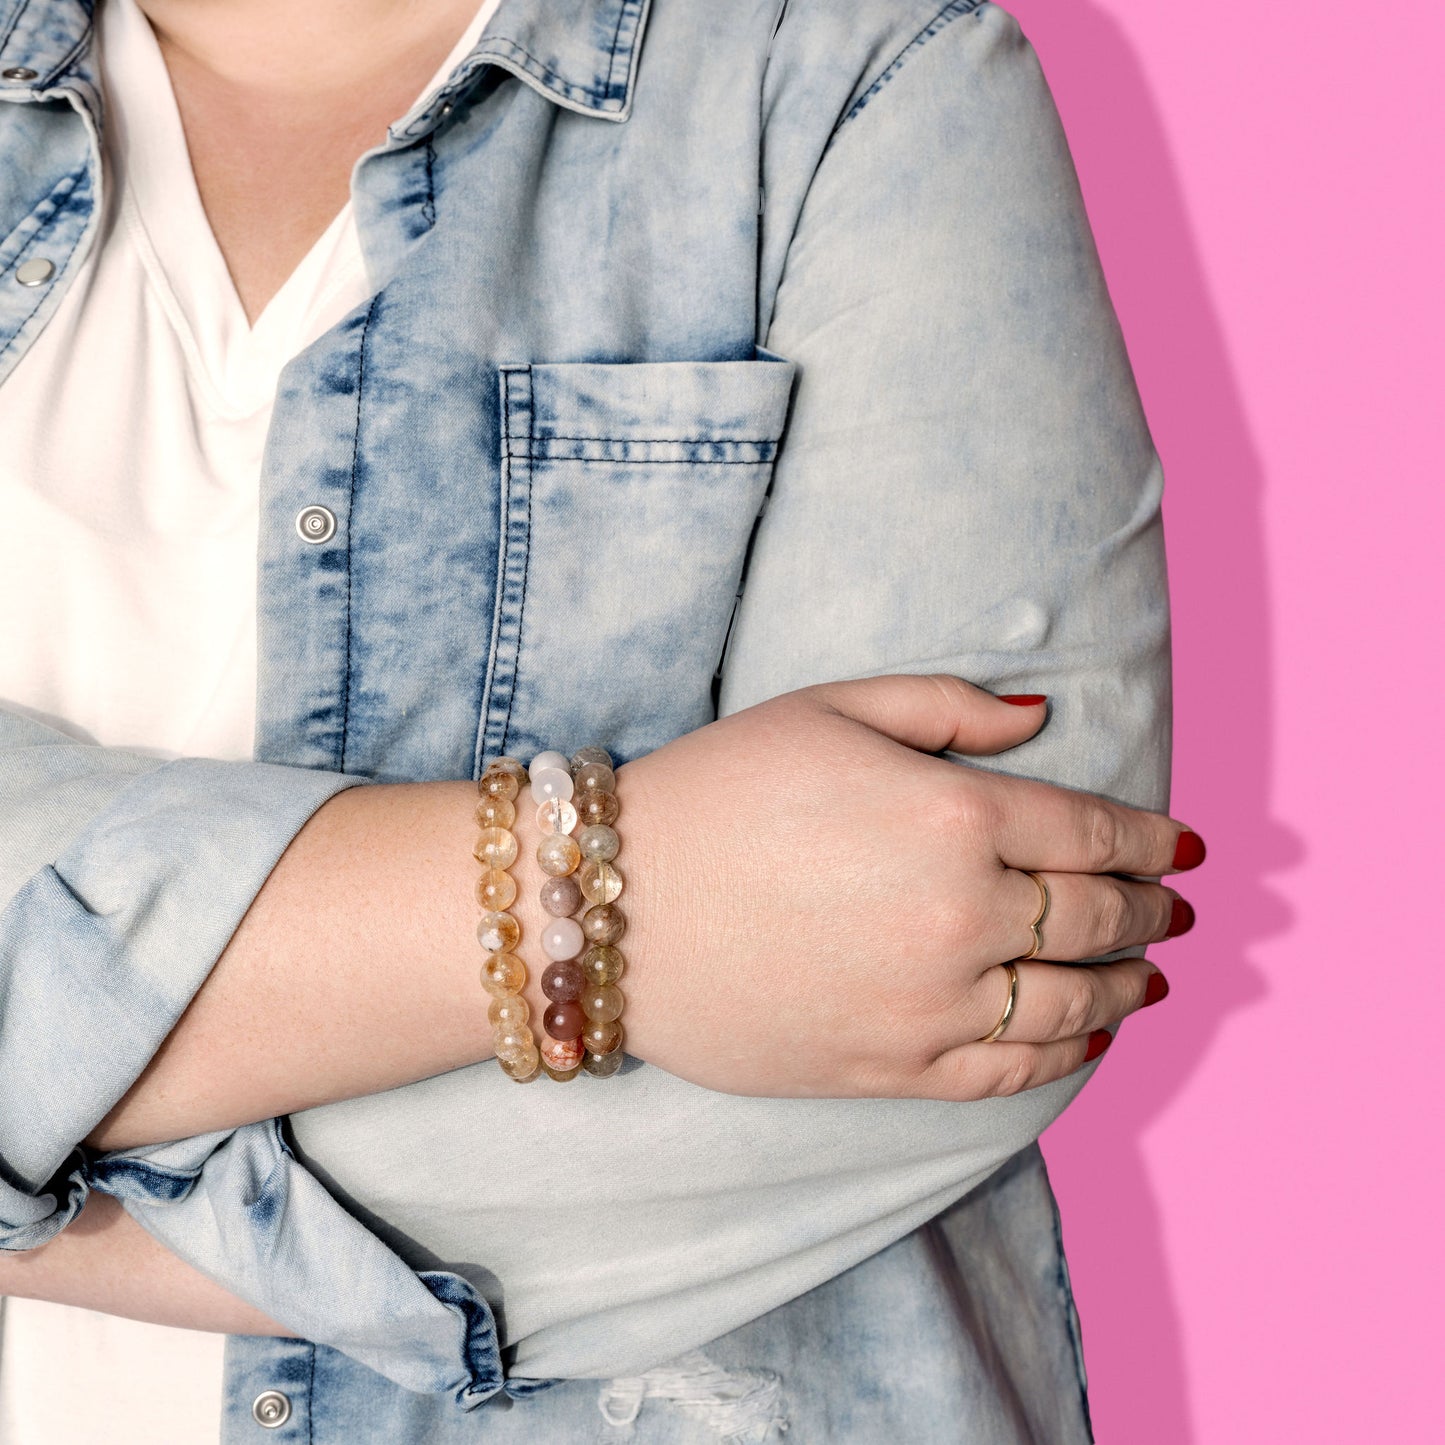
[1016,870,1051,961]
[979,961,1019,1043]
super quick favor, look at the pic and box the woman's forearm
[85,779,505,1151]
[0,1191,294,1335]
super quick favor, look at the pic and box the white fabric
[0,0,500,1438]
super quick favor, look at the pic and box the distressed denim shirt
[0,1,1169,1439]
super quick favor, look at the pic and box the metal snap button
[294,504,337,545]
[15,258,55,287]
[251,1390,292,1428]
[2,66,39,82]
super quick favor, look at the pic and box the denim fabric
[0,0,1168,1435]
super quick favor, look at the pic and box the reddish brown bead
[541,959,585,1003]
[543,1000,586,1040]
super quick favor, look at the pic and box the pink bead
[541,959,585,1002]
[541,916,584,961]
[543,1000,586,1040]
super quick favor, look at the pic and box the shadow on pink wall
[1004,3,1292,1439]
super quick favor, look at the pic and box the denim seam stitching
[516,434,779,446]
[602,0,630,100]
[0,167,89,372]
[422,139,437,229]
[339,296,379,773]
[498,378,535,755]
[836,0,987,133]
[1,0,94,83]
[307,1343,316,1445]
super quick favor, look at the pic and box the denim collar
[0,0,652,126]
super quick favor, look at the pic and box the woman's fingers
[968,957,1158,1045]
[971,768,1203,878]
[912,958,1162,1100]
[994,867,1191,961]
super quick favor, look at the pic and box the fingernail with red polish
[1085,1030,1113,1062]
[1000,694,1048,707]
[1142,971,1170,1008]
[1166,897,1195,938]
[1172,831,1207,870]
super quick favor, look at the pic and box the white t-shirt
[0,0,500,1438]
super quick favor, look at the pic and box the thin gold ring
[979,962,1019,1042]
[1016,870,1051,962]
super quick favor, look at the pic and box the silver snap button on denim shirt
[1,66,37,81]
[14,259,54,287]
[294,504,336,544]
[252,1390,292,1428]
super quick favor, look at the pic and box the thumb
[811,673,1048,757]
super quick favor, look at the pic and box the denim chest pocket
[477,350,796,768]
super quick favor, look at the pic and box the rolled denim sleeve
[0,706,365,1248]
[727,2,1171,823]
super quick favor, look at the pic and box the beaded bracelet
[476,747,628,1083]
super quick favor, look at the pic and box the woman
[0,0,1196,1439]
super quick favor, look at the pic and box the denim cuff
[0,754,366,1245]
[91,1119,511,1406]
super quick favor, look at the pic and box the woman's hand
[612,675,1200,1101]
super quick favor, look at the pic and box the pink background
[1003,1,1441,1439]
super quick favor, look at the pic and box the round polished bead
[476,867,517,911]
[582,1018,623,1056]
[478,769,519,801]
[542,1061,582,1082]
[499,1049,541,1082]
[543,999,587,1040]
[476,910,521,954]
[581,983,624,1023]
[579,859,623,904]
[581,1047,624,1079]
[488,993,530,1028]
[581,904,626,946]
[537,833,582,877]
[573,760,616,795]
[540,875,583,917]
[487,756,528,784]
[493,1022,535,1062]
[537,797,579,836]
[571,746,613,770]
[541,958,585,1002]
[541,916,585,961]
[581,943,626,986]
[529,750,571,776]
[480,951,527,995]
[474,796,516,830]
[473,826,519,869]
[540,1034,585,1070]
[529,767,574,806]
[577,824,619,863]
[574,788,620,827]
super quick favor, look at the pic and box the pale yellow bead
[488,993,530,1029]
[477,911,521,954]
[494,1022,536,1062]
[537,833,582,877]
[579,859,623,904]
[475,796,516,830]
[476,867,517,911]
[500,1048,541,1082]
[473,826,519,869]
[582,1018,623,1056]
[480,951,527,996]
[581,944,625,986]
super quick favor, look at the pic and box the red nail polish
[1172,831,1206,870]
[1085,1030,1113,1062]
[1143,971,1170,1008]
[1000,694,1047,707]
[1166,898,1195,938]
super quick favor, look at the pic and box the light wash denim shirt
[0,0,1170,1439]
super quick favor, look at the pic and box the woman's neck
[132,0,485,324]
